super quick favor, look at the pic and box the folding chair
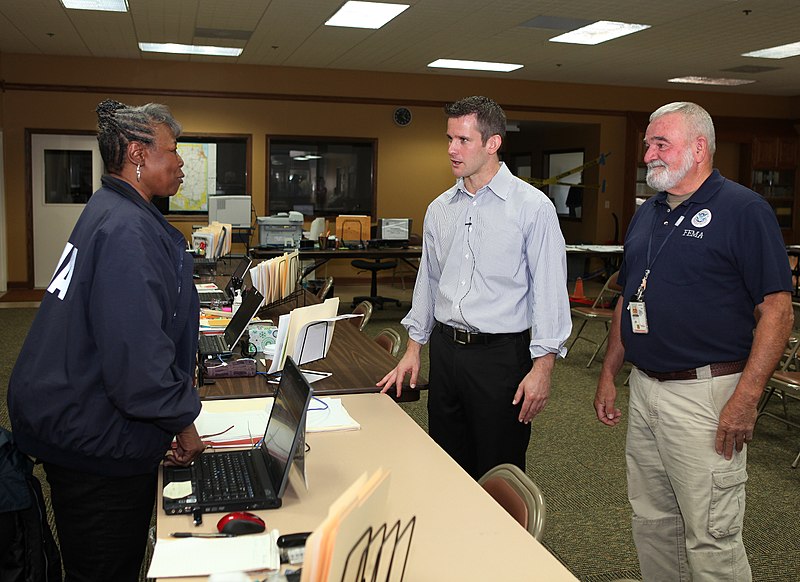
[756,335,800,467]
[373,327,402,357]
[479,463,546,541]
[567,271,621,367]
[349,300,373,332]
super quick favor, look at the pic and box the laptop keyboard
[198,290,227,304]
[199,334,228,354]
[198,453,255,502]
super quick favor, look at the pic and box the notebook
[162,357,313,515]
[196,256,252,306]
[198,288,264,357]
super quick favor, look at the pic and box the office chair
[373,327,402,357]
[351,259,401,309]
[349,300,373,332]
[392,232,422,290]
[567,271,621,367]
[478,463,546,541]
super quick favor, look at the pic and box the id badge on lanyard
[628,270,649,334]
[628,205,691,335]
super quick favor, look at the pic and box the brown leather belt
[436,322,529,346]
[640,360,747,382]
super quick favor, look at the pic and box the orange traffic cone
[570,277,591,306]
[572,277,585,299]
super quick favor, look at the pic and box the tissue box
[248,323,279,355]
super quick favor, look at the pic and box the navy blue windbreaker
[8,175,200,476]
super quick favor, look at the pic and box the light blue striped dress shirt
[402,162,572,358]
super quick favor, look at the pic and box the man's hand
[715,393,757,460]
[594,300,624,427]
[594,377,622,426]
[165,423,206,466]
[713,291,793,459]
[377,340,421,398]
[512,353,555,423]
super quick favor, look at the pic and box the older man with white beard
[593,102,792,581]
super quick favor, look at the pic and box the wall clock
[393,107,412,127]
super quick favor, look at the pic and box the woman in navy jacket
[8,99,204,581]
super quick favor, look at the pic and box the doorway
[31,133,102,288]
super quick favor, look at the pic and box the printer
[257,211,304,248]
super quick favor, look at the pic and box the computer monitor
[208,195,252,228]
[378,218,412,241]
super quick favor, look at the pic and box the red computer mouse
[216,511,266,535]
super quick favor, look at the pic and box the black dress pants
[428,325,533,480]
[44,463,157,582]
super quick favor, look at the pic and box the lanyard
[634,201,693,301]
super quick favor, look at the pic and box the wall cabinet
[750,137,798,232]
[752,137,797,169]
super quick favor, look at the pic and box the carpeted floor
[2,291,799,580]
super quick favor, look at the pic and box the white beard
[646,147,695,192]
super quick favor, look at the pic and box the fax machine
[257,211,304,248]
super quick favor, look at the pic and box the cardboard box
[336,215,371,245]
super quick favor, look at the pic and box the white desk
[156,394,577,581]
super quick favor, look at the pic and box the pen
[170,532,233,538]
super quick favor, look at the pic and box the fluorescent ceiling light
[742,41,800,59]
[326,1,409,29]
[549,20,650,45]
[668,76,755,86]
[61,0,128,11]
[139,43,242,57]
[428,59,523,73]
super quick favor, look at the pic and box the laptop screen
[222,288,264,349]
[262,357,313,498]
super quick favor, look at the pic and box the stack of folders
[301,468,416,582]
[267,297,362,374]
[192,221,232,260]
[249,250,300,305]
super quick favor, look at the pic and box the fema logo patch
[691,209,712,228]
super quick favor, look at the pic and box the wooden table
[199,291,425,401]
[249,246,422,281]
[154,394,577,581]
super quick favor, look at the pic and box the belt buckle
[452,328,470,345]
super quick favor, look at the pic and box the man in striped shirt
[378,96,571,479]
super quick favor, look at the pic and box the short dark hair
[444,96,506,144]
[95,99,182,173]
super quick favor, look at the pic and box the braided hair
[95,99,182,173]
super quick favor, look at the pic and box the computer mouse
[216,511,266,536]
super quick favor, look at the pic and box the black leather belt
[436,322,529,346]
[639,360,747,382]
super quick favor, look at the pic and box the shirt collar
[447,162,513,202]
[653,169,723,207]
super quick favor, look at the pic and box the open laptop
[198,288,264,357]
[162,357,313,515]
[196,256,252,307]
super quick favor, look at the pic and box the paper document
[147,530,280,578]
[268,313,293,373]
[293,314,361,366]
[270,298,340,372]
[301,469,405,582]
[194,397,360,447]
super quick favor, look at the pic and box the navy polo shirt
[619,170,791,372]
